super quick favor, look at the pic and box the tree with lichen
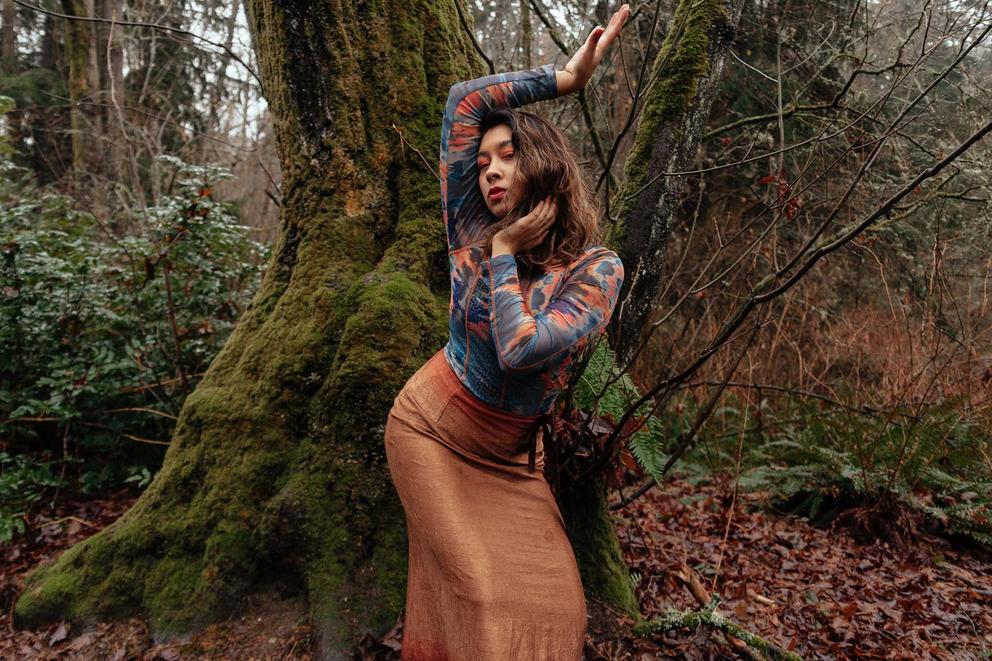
[607,0,743,366]
[12,0,745,657]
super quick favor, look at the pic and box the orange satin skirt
[384,348,587,660]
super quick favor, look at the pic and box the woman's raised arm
[440,4,630,253]
[440,64,560,252]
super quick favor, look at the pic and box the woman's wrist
[491,235,516,258]
[555,70,577,96]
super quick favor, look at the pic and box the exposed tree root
[631,563,803,660]
[635,593,803,661]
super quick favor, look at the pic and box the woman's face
[478,124,524,219]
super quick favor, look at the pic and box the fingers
[534,196,556,219]
[529,198,547,223]
[597,4,630,53]
[518,199,552,249]
[519,196,557,231]
[587,25,605,46]
[537,196,558,232]
[536,196,555,217]
[511,197,557,250]
[571,5,630,89]
[522,197,556,233]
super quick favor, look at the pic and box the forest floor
[605,473,992,660]
[2,473,990,660]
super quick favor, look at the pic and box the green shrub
[0,98,269,498]
[0,451,64,543]
[729,395,992,546]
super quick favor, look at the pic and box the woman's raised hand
[557,4,631,95]
[492,197,559,256]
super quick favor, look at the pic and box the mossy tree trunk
[561,0,745,628]
[12,0,635,657]
[607,0,743,365]
[15,0,466,656]
[558,474,641,619]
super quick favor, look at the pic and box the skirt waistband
[404,350,554,473]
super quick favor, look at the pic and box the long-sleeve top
[440,63,625,418]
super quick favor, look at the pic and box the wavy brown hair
[479,107,603,272]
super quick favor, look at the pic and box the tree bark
[59,0,95,179]
[2,0,21,154]
[608,0,743,367]
[519,0,531,68]
[205,0,241,132]
[1,0,15,73]
[98,0,125,188]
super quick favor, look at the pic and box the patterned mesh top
[440,62,625,418]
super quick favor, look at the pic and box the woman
[384,5,630,659]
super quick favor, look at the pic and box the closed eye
[478,152,512,169]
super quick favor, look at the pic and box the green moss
[560,474,642,619]
[204,524,257,573]
[14,545,89,626]
[143,556,209,632]
[251,441,408,653]
[615,0,732,226]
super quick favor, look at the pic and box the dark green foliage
[0,104,269,502]
[0,451,63,542]
[726,395,992,547]
[573,339,674,484]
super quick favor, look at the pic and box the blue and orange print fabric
[439,63,625,417]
